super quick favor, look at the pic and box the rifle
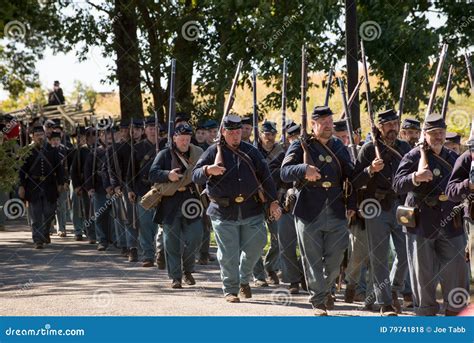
[103,124,117,219]
[281,59,288,146]
[338,77,358,163]
[214,60,243,167]
[418,44,448,171]
[129,122,138,230]
[465,52,473,91]
[441,65,454,120]
[109,122,129,222]
[75,124,87,220]
[339,76,364,120]
[360,40,381,159]
[154,109,160,154]
[324,67,334,107]
[167,59,176,146]
[398,63,409,123]
[252,69,259,148]
[62,128,72,211]
[300,45,315,166]
[89,120,100,222]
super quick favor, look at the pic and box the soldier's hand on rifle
[128,192,136,203]
[414,168,433,183]
[74,187,82,196]
[346,209,356,221]
[205,164,226,176]
[369,158,384,173]
[114,186,122,195]
[469,181,474,191]
[269,201,282,221]
[305,165,321,182]
[18,186,25,199]
[168,168,183,182]
[88,189,95,197]
[106,186,114,196]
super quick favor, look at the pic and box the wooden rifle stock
[214,60,243,168]
[419,44,448,172]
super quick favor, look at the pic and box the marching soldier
[280,106,356,315]
[353,109,411,316]
[241,116,253,144]
[70,126,96,243]
[399,118,421,148]
[253,120,284,286]
[276,120,306,293]
[393,114,469,316]
[193,115,281,302]
[204,119,219,146]
[128,116,165,267]
[109,119,143,262]
[194,122,210,151]
[84,127,114,251]
[445,132,462,154]
[51,123,71,238]
[332,120,372,305]
[149,123,204,288]
[446,128,473,277]
[19,126,65,249]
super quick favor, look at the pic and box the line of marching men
[15,107,472,317]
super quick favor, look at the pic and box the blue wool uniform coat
[193,141,277,221]
[393,146,462,238]
[280,136,356,222]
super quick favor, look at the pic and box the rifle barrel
[281,59,287,145]
[441,65,454,120]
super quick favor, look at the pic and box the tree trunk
[345,0,360,130]
[113,0,144,121]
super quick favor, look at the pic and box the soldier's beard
[383,130,398,144]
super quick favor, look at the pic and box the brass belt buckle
[39,176,45,182]
[235,195,244,203]
[438,194,448,202]
[322,181,332,189]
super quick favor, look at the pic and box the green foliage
[0,139,31,192]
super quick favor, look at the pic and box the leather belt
[413,193,449,207]
[208,194,255,207]
[307,181,341,189]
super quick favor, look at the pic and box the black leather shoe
[266,271,280,285]
[184,272,196,285]
[239,284,252,298]
[156,252,166,270]
[128,248,138,262]
[171,279,182,289]
[288,283,300,294]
